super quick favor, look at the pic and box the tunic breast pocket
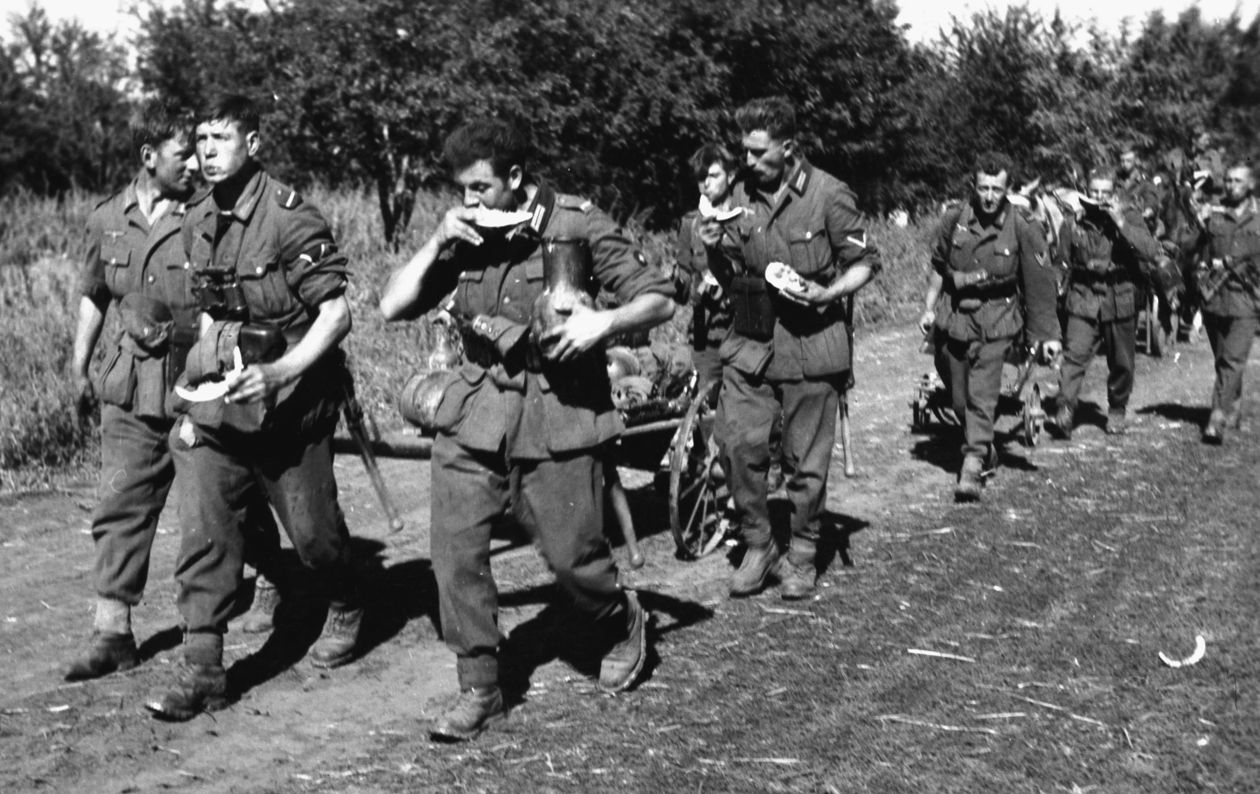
[455,266,487,315]
[100,239,133,292]
[500,258,543,325]
[236,255,290,320]
[787,227,831,277]
[164,259,196,312]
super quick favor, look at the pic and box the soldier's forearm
[71,295,107,377]
[601,292,674,340]
[824,263,874,304]
[272,295,351,384]
[380,236,443,321]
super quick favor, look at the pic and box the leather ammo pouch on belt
[730,274,776,341]
[239,324,286,365]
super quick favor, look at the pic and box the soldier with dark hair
[1193,163,1260,443]
[380,117,674,741]
[1052,169,1161,438]
[675,143,740,390]
[919,151,1062,500]
[701,96,877,597]
[146,94,363,720]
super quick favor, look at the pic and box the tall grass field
[0,187,932,492]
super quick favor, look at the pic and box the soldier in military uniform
[379,119,674,741]
[919,151,1062,501]
[1193,164,1260,442]
[146,95,362,721]
[675,144,739,391]
[65,102,281,681]
[1052,171,1161,438]
[1117,145,1168,235]
[699,97,878,599]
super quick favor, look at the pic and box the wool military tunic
[1200,197,1260,318]
[424,184,673,460]
[80,182,195,419]
[177,164,349,433]
[930,201,1061,345]
[718,159,879,380]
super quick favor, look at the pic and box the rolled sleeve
[279,203,349,309]
[586,209,673,304]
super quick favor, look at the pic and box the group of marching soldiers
[63,91,1256,742]
[907,134,1258,500]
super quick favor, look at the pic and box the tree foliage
[3,0,1260,233]
[0,6,130,194]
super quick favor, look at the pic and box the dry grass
[0,187,935,489]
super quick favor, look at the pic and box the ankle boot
[430,686,505,742]
[145,633,227,722]
[309,602,363,669]
[729,544,780,597]
[240,575,282,634]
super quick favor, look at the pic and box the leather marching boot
[1202,409,1226,445]
[1105,409,1128,436]
[598,591,648,693]
[779,550,817,602]
[145,633,228,722]
[430,686,506,742]
[309,601,363,669]
[954,454,984,502]
[64,632,139,681]
[1052,405,1074,440]
[240,574,282,634]
[729,543,780,597]
[64,597,139,681]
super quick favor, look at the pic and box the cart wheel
[910,398,925,431]
[669,391,726,560]
[1022,383,1043,447]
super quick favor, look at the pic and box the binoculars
[192,270,249,321]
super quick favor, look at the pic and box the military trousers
[1203,311,1259,421]
[718,366,840,558]
[934,334,1012,460]
[91,405,281,606]
[1058,314,1137,413]
[170,418,352,637]
[430,434,624,690]
[91,405,176,604]
[692,347,723,395]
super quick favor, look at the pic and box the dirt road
[1,325,1256,792]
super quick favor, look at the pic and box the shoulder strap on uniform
[273,183,303,210]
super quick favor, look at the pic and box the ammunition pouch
[118,294,174,355]
[730,274,776,341]
[945,268,1017,312]
[458,320,543,372]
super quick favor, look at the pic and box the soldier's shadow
[227,536,443,698]
[910,429,962,475]
[727,504,867,576]
[1137,402,1211,426]
[496,588,713,707]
